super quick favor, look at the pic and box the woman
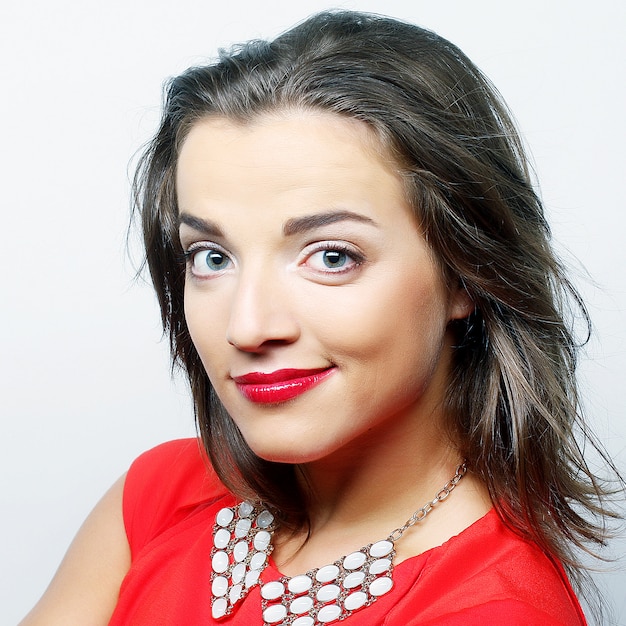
[20,10,620,626]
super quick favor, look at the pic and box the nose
[226,269,300,352]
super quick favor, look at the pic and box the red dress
[108,439,587,625]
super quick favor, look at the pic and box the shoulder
[19,475,130,625]
[123,438,229,557]
[125,438,210,485]
[406,599,584,625]
[390,510,587,626]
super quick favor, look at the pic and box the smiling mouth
[232,367,336,404]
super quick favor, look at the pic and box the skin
[19,476,129,625]
[179,113,464,464]
[20,109,492,621]
[178,111,491,572]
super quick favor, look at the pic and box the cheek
[318,272,449,363]
[184,289,202,345]
[184,289,227,364]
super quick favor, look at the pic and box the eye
[303,243,364,275]
[185,244,233,278]
[310,249,350,270]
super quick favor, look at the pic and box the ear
[448,283,474,322]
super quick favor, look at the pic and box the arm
[19,474,130,626]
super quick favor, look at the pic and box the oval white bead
[369,558,392,575]
[343,571,366,589]
[250,551,267,570]
[293,617,315,626]
[288,574,313,594]
[245,569,261,588]
[211,575,228,597]
[211,551,229,574]
[369,576,394,597]
[256,510,274,528]
[254,530,272,551]
[263,604,288,623]
[344,590,368,611]
[261,581,285,600]
[213,528,231,549]
[231,563,246,584]
[235,518,252,538]
[216,507,234,527]
[239,501,254,518]
[316,583,340,603]
[233,541,249,562]
[290,596,314,614]
[317,604,342,623]
[343,551,367,570]
[229,584,243,604]
[315,564,339,583]
[211,597,228,619]
[369,540,393,558]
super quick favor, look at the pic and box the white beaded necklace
[210,462,466,625]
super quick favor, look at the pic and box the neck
[271,404,492,575]
[298,411,462,533]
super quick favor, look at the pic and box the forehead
[175,110,404,210]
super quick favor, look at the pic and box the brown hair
[133,10,621,615]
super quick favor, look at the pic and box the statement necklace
[210,462,467,625]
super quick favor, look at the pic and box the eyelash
[301,242,365,274]
[183,242,233,278]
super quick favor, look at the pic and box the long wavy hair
[132,9,621,614]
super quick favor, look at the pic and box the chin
[250,441,332,465]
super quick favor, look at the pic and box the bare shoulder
[19,474,130,626]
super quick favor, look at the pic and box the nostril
[226,334,299,353]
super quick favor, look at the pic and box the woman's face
[177,111,470,464]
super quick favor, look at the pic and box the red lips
[232,368,335,403]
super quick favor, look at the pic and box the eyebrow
[178,213,224,237]
[178,209,377,238]
[282,210,377,236]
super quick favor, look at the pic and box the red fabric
[109,439,587,626]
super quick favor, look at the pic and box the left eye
[306,247,359,272]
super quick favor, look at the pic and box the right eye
[185,245,232,278]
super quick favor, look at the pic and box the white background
[1,1,624,624]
